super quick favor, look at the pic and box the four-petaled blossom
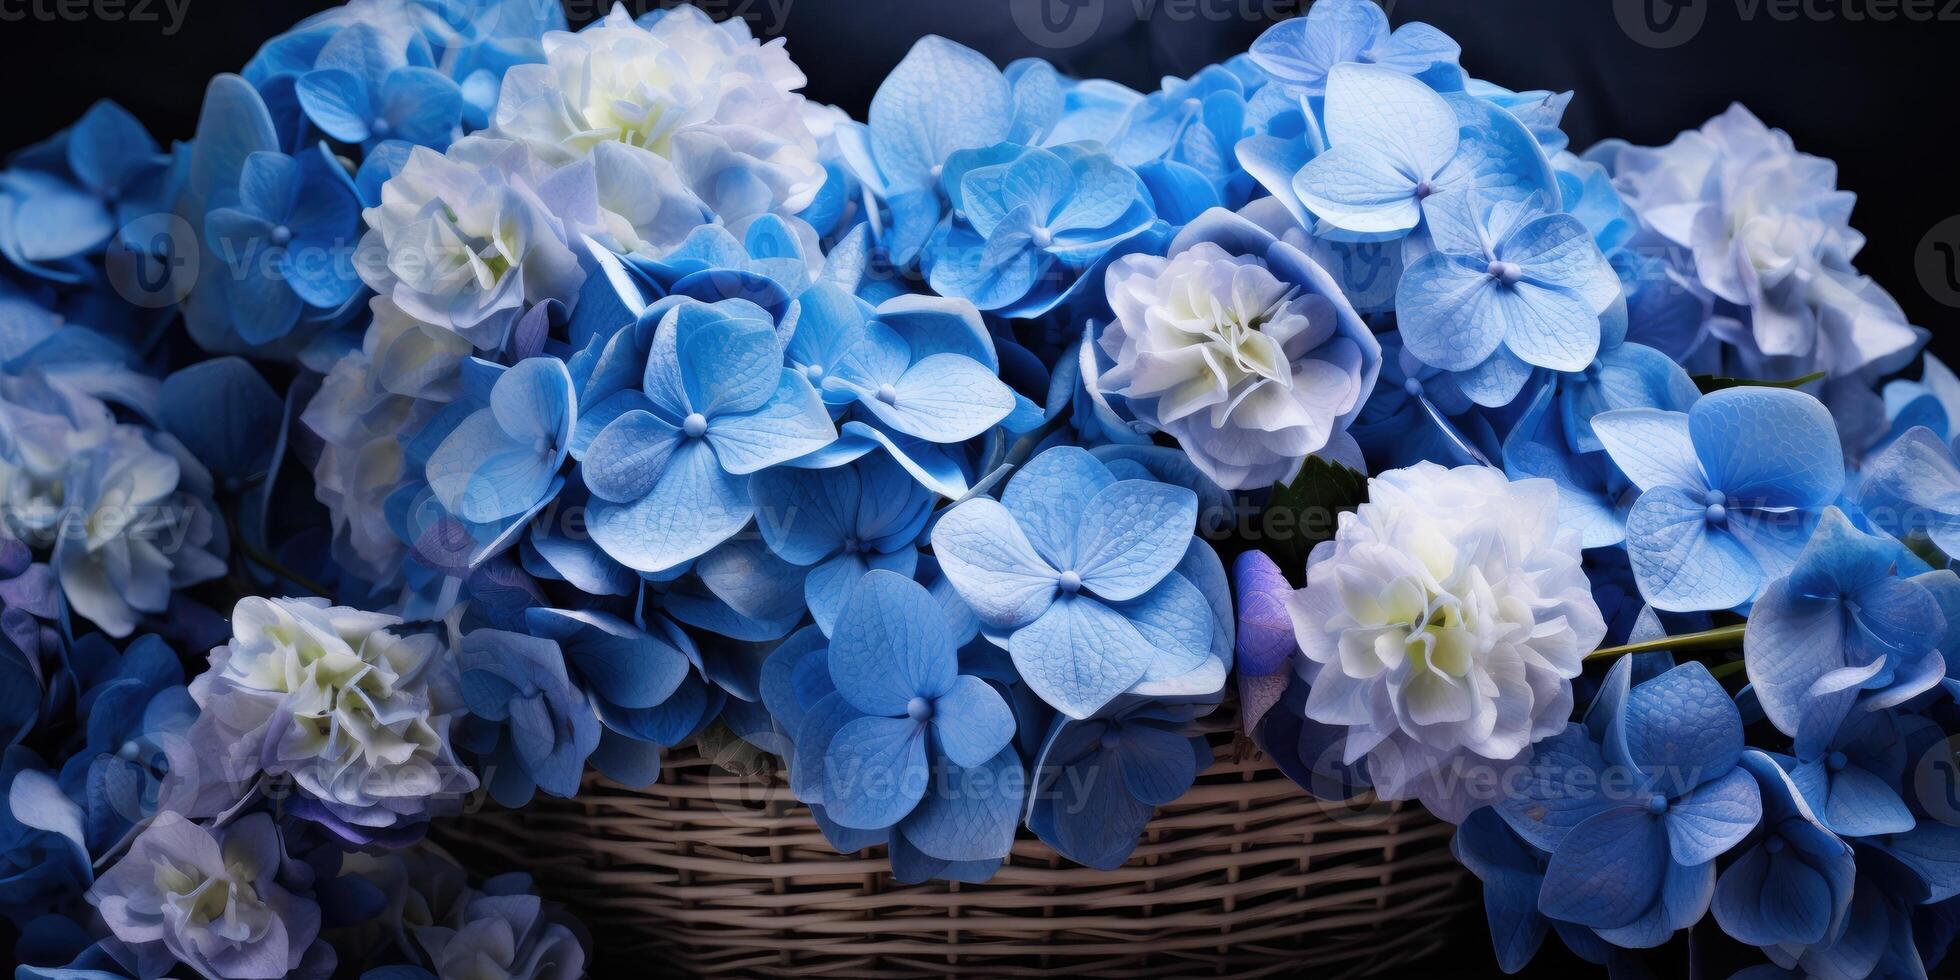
[1594,386,1845,611]
[1711,752,1860,973]
[751,453,935,635]
[1745,508,1952,756]
[785,284,1020,496]
[927,142,1157,317]
[295,23,463,151]
[454,627,599,807]
[1290,64,1550,240]
[792,571,1023,865]
[1245,0,1460,98]
[523,607,708,788]
[1027,702,1212,871]
[1285,462,1603,820]
[426,357,576,524]
[1497,659,1762,948]
[578,298,836,573]
[1396,191,1620,407]
[932,446,1221,719]
[1097,206,1380,489]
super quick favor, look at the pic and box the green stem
[1709,659,1748,681]
[1584,622,1748,662]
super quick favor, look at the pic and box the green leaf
[1263,456,1369,570]
[1690,370,1826,394]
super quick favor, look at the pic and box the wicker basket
[438,720,1472,978]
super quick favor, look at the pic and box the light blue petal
[1493,723,1614,851]
[704,370,838,475]
[492,357,574,443]
[1497,282,1601,373]
[1397,252,1508,371]
[823,714,928,830]
[750,465,855,565]
[1689,387,1844,508]
[588,439,750,573]
[855,353,1015,443]
[827,569,958,715]
[295,68,374,143]
[1291,142,1422,238]
[929,497,1060,628]
[1624,485,1761,612]
[1614,660,1744,792]
[1118,572,1215,681]
[930,675,1014,768]
[1320,63,1458,184]
[1592,408,1705,493]
[678,309,784,419]
[1745,579,1852,749]
[426,414,554,523]
[868,36,1013,190]
[1009,595,1157,719]
[581,410,681,504]
[1072,480,1197,601]
[1001,445,1116,568]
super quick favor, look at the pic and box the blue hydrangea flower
[1712,751,1860,970]
[1288,64,1552,240]
[1857,425,1960,558]
[399,872,587,980]
[783,283,1020,496]
[835,36,1017,267]
[1503,340,1701,549]
[0,100,167,280]
[926,142,1157,317]
[1496,659,1761,948]
[425,356,574,524]
[1880,355,1960,447]
[87,812,335,980]
[522,606,708,788]
[55,634,195,857]
[1594,386,1845,611]
[295,24,462,151]
[1773,708,1917,840]
[1348,333,1499,471]
[750,453,934,635]
[202,142,366,345]
[1245,0,1461,99]
[1396,192,1621,407]
[1452,807,1595,973]
[455,627,599,807]
[575,298,836,573]
[791,571,1022,862]
[930,446,1221,719]
[1106,66,1256,223]
[1026,701,1211,870]
[1746,510,1951,759]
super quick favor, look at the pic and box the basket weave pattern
[440,725,1471,977]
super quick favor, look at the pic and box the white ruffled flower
[186,597,475,839]
[302,299,459,586]
[358,136,583,350]
[2,371,225,637]
[1100,238,1371,489]
[491,3,823,231]
[1601,104,1920,380]
[1286,463,1604,821]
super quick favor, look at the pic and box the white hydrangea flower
[358,136,583,350]
[2,371,225,637]
[491,3,823,231]
[185,597,475,840]
[1601,104,1920,380]
[1286,462,1604,821]
[302,300,458,586]
[1100,237,1372,490]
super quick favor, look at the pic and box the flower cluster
[2,0,1957,977]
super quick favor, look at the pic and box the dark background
[4,1,1957,975]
